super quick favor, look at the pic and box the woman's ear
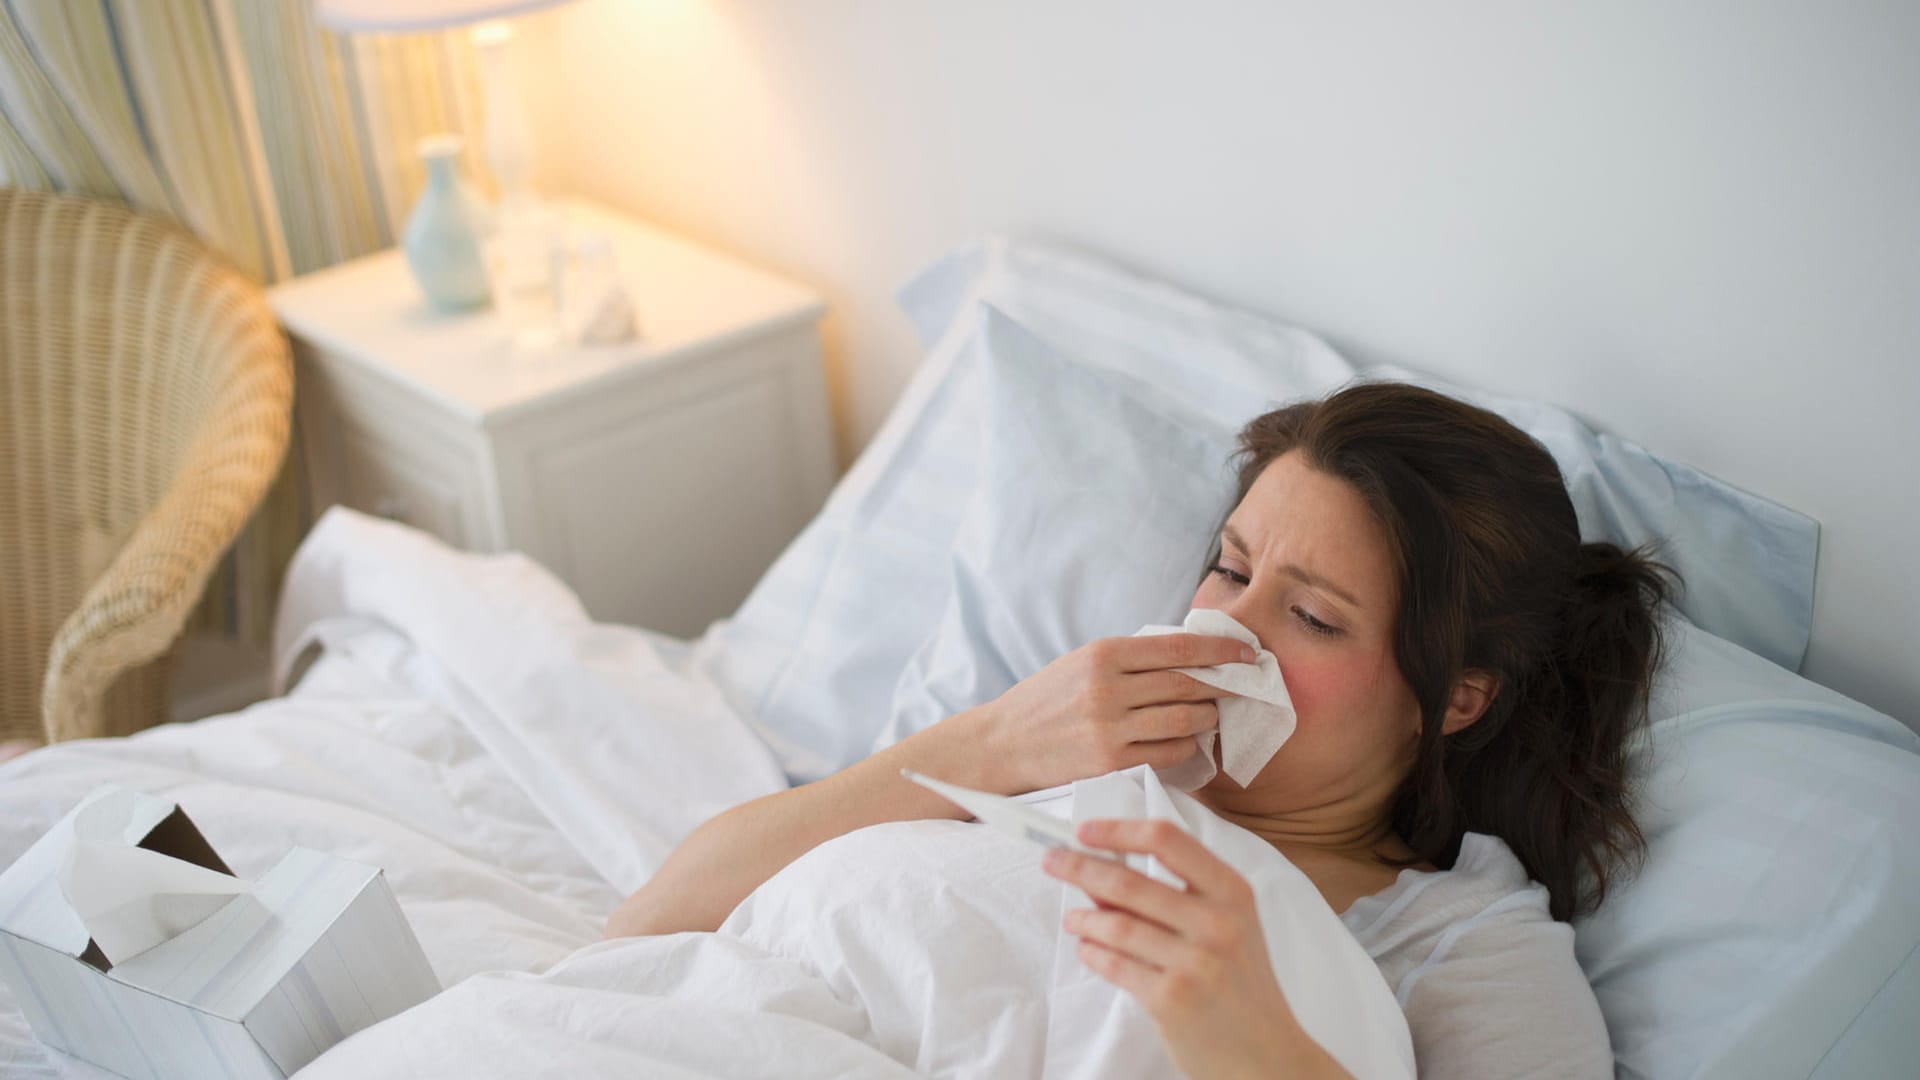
[1440,670,1501,735]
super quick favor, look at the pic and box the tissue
[566,281,637,345]
[56,792,248,966]
[1134,608,1296,790]
[556,234,639,345]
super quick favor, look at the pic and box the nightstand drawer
[333,417,475,545]
[293,342,499,550]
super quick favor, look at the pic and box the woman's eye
[1208,565,1341,637]
[1207,563,1251,587]
[1292,606,1340,637]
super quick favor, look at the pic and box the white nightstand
[268,200,835,638]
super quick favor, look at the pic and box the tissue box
[0,785,440,1078]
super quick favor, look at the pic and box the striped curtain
[0,0,493,645]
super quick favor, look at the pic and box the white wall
[516,0,1920,724]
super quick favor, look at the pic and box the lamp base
[401,134,492,312]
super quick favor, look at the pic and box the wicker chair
[0,189,293,745]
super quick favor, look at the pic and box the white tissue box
[0,784,440,1079]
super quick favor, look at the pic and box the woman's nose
[1216,583,1259,621]
[1215,597,1269,648]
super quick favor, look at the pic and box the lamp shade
[312,0,572,32]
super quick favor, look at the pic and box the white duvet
[0,509,1411,1079]
[302,774,1415,1079]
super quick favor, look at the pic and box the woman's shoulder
[1343,832,1613,1079]
[1340,831,1589,1014]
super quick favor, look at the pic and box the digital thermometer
[901,769,1110,857]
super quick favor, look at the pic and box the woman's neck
[1196,796,1430,913]
[1206,803,1408,863]
[1193,776,1417,866]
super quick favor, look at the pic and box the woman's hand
[963,633,1248,795]
[1042,819,1354,1080]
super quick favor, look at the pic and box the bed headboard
[517,0,1920,728]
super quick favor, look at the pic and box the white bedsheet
[0,509,1410,1078]
[271,508,792,894]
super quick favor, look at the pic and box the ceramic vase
[401,134,492,311]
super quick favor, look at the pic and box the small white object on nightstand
[557,233,637,345]
[269,199,835,638]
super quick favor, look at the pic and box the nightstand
[268,200,835,638]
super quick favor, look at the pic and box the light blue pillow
[693,243,1354,782]
[685,320,987,781]
[877,306,1240,748]
[1578,617,1920,1078]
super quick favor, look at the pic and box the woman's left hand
[1042,819,1352,1079]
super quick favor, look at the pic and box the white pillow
[903,239,1821,673]
[895,234,1357,432]
[1578,620,1920,1079]
[875,307,1241,749]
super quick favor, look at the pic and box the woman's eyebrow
[1221,524,1364,609]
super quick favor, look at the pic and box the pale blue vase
[402,135,492,312]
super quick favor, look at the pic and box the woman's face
[1189,451,1422,819]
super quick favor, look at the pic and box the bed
[2,240,1916,1079]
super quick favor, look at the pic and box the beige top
[1338,832,1614,1079]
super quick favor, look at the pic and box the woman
[608,382,1671,1078]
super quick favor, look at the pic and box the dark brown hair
[1225,381,1673,921]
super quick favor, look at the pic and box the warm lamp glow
[312,0,572,208]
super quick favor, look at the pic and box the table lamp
[313,0,574,313]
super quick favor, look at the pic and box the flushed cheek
[1278,649,1397,734]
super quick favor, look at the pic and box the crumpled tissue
[56,791,248,965]
[1134,607,1296,790]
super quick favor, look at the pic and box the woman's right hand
[956,633,1252,795]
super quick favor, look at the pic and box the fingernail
[1240,645,1258,662]
[1043,849,1067,873]
[1062,910,1082,932]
